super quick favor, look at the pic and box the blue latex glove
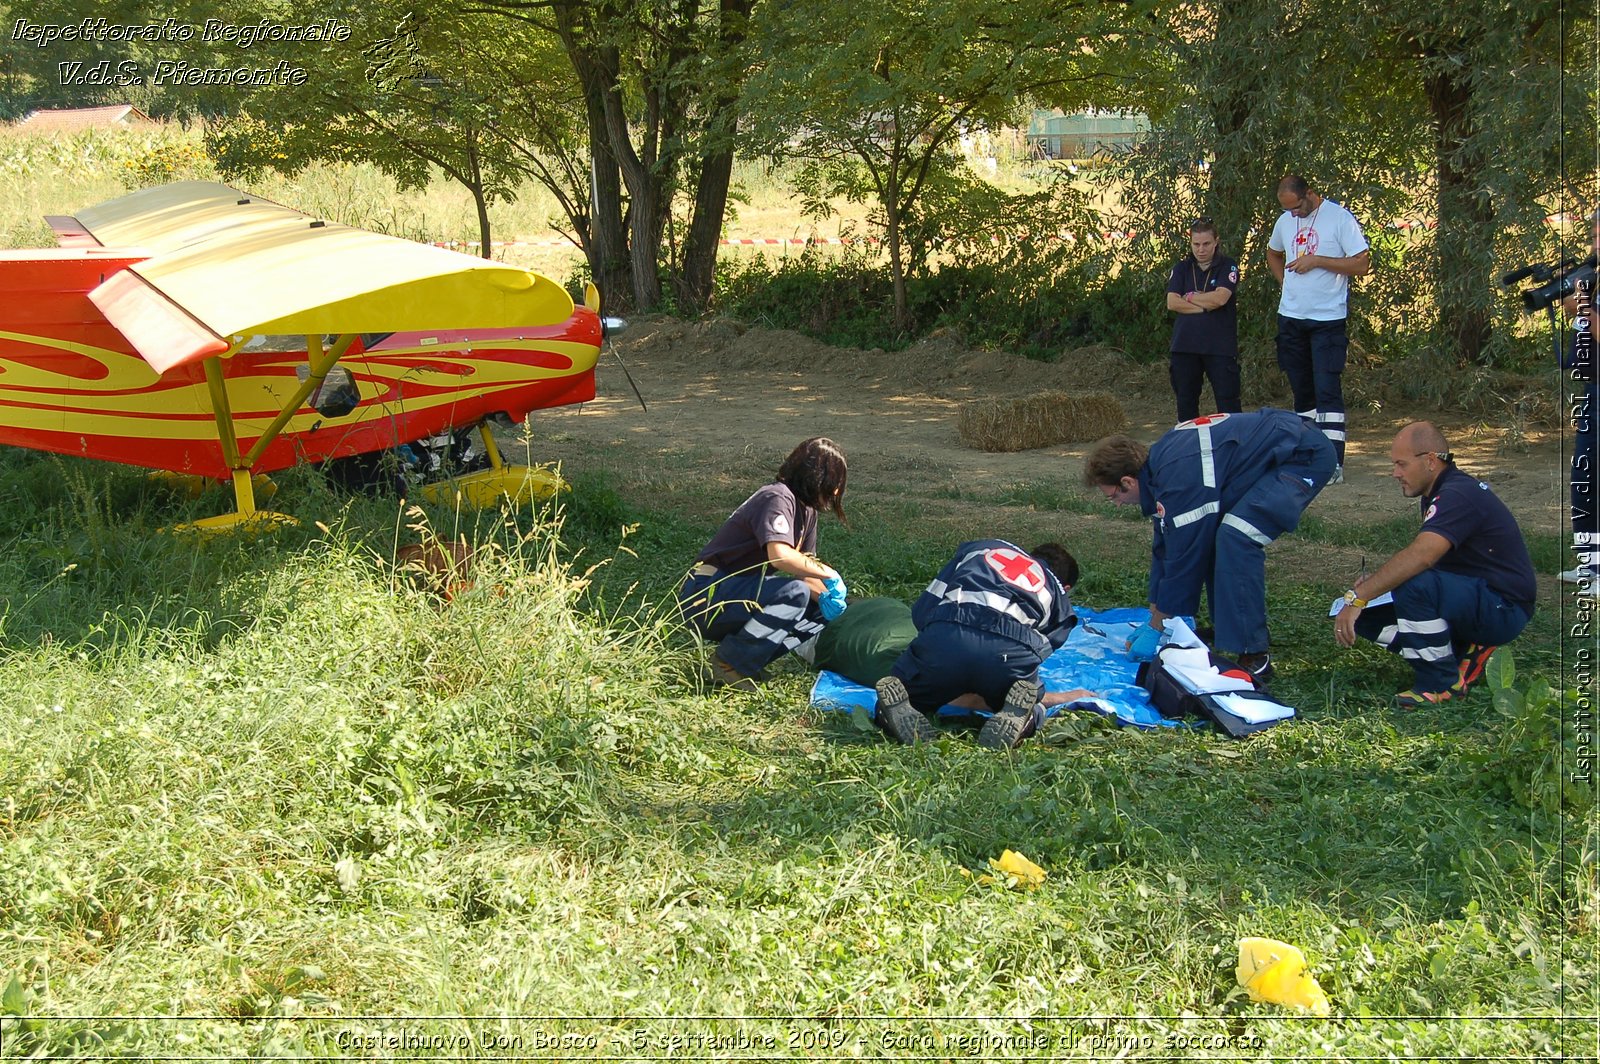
[1126,621,1163,662]
[819,575,849,620]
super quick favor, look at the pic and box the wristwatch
[1342,589,1368,609]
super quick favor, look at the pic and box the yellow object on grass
[987,850,1047,890]
[1235,937,1331,1016]
[169,510,299,536]
[416,465,567,509]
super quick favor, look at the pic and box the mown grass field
[0,127,1595,1061]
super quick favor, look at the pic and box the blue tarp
[808,605,1185,730]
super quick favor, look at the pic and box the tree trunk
[678,146,734,313]
[473,188,492,259]
[884,191,909,333]
[592,44,666,311]
[627,185,665,311]
[578,61,632,311]
[461,136,493,259]
[675,0,755,315]
[552,0,755,315]
[1426,58,1492,364]
[553,3,635,312]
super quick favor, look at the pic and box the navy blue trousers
[678,569,825,677]
[1207,438,1337,654]
[1353,569,1531,693]
[1276,315,1348,463]
[1169,350,1242,423]
[888,621,1046,714]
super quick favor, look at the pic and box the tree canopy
[1,0,1592,361]
[746,0,1157,329]
[1110,0,1596,364]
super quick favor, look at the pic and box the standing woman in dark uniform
[1164,218,1241,423]
[679,437,849,690]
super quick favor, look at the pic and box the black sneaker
[874,676,936,745]
[977,678,1044,750]
[1237,652,1274,684]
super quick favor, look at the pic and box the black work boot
[874,676,936,745]
[977,678,1044,750]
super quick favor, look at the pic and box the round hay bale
[957,391,1129,452]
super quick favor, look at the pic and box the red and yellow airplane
[0,180,601,530]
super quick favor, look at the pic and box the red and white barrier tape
[1391,214,1572,231]
[433,214,1571,248]
[430,231,1138,250]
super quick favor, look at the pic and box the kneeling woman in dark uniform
[678,437,848,690]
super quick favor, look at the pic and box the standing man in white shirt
[1265,175,1370,482]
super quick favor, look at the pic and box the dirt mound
[539,315,1564,541]
[622,317,1168,402]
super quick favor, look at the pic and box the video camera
[1503,255,1597,311]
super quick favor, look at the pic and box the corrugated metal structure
[16,105,156,131]
[1026,110,1148,160]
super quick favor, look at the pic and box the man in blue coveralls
[873,541,1078,750]
[1333,422,1536,709]
[1084,410,1337,680]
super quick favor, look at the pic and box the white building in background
[1025,109,1148,161]
[15,104,156,131]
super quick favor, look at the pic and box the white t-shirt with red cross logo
[1267,197,1368,321]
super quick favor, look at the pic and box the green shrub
[717,240,1176,360]
[717,245,901,348]
[1467,648,1594,816]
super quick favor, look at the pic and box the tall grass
[0,448,1592,1058]
[0,124,571,253]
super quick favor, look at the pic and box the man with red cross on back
[873,540,1078,750]
[1084,409,1337,679]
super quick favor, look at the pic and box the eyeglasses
[1099,480,1136,504]
[1191,217,1214,227]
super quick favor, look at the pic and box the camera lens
[1523,261,1596,312]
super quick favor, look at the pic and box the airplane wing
[43,214,99,247]
[76,181,573,374]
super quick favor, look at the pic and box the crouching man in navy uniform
[1084,410,1337,679]
[1333,422,1536,709]
[874,541,1078,749]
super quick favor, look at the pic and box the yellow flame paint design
[0,332,599,441]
